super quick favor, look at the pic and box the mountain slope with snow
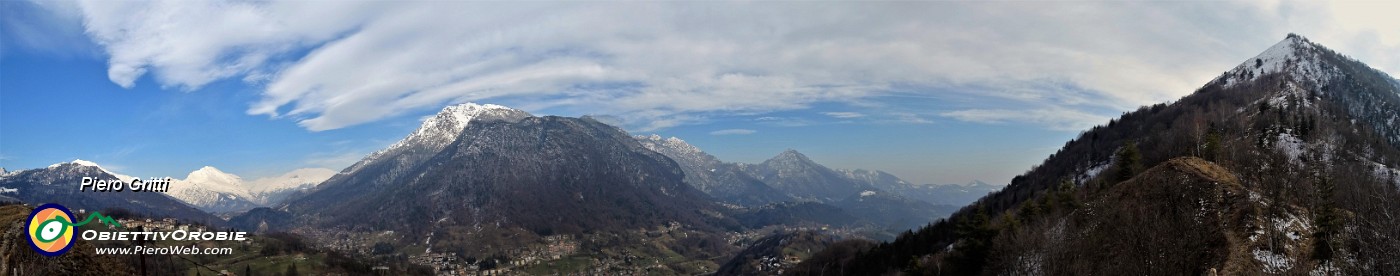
[341,103,532,177]
[795,34,1400,275]
[164,166,335,213]
[40,159,139,183]
[166,166,259,213]
[246,168,336,205]
[0,161,222,225]
[635,135,791,206]
[278,103,733,266]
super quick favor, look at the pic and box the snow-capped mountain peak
[347,103,532,175]
[411,103,532,144]
[186,166,243,185]
[1213,34,1340,89]
[70,159,101,167]
[637,134,703,155]
[48,159,101,169]
[167,166,335,213]
[173,166,251,199]
[46,159,136,182]
[664,137,702,154]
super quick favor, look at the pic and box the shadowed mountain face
[792,34,1400,275]
[0,163,222,225]
[283,104,730,245]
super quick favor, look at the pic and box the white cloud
[891,113,933,124]
[44,1,1400,131]
[822,112,866,119]
[303,150,369,170]
[0,1,94,58]
[940,108,1109,131]
[754,116,814,127]
[709,129,757,136]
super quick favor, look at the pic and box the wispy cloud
[755,116,814,127]
[95,145,141,159]
[303,150,368,170]
[891,112,933,124]
[709,129,757,135]
[37,1,1400,131]
[940,108,1108,131]
[822,112,866,119]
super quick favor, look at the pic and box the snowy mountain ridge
[634,134,792,205]
[41,159,138,183]
[167,166,335,212]
[1212,34,1342,90]
[345,103,532,175]
[181,166,251,197]
[247,168,337,195]
[27,159,336,213]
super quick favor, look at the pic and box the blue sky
[2,1,1398,185]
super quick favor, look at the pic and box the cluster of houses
[408,234,581,275]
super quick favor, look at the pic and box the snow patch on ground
[1077,160,1111,185]
[1011,253,1044,275]
[0,187,16,194]
[1272,212,1309,241]
[1276,133,1306,164]
[1310,261,1341,276]
[1253,249,1293,273]
[1367,161,1400,187]
[1266,82,1314,110]
[859,190,876,197]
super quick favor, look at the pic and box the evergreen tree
[285,263,298,276]
[999,213,1019,232]
[1017,199,1042,223]
[952,206,996,274]
[1115,141,1143,182]
[1040,193,1057,213]
[1312,176,1340,260]
[1203,128,1222,162]
[1056,178,1079,210]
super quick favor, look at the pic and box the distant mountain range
[0,159,334,214]
[165,166,336,213]
[638,135,964,230]
[635,135,792,206]
[0,161,221,225]
[637,134,997,207]
[841,169,1002,207]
